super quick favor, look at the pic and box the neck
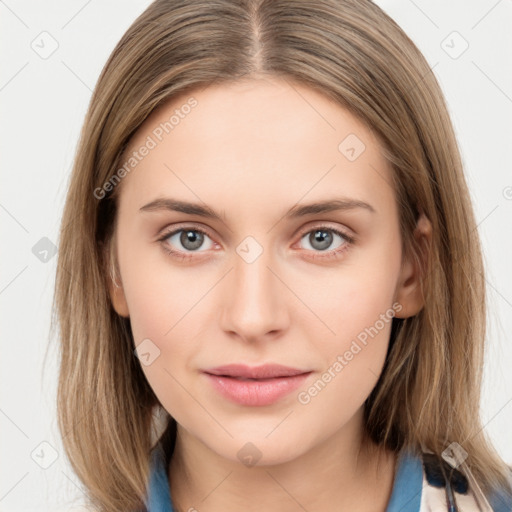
[168,412,397,512]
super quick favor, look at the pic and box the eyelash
[156,224,356,262]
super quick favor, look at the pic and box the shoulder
[386,448,512,512]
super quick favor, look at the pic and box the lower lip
[204,372,312,406]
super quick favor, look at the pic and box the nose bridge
[221,234,287,338]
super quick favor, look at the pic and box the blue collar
[146,441,174,511]
[385,448,423,512]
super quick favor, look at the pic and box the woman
[53,1,512,510]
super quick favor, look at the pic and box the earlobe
[106,238,130,318]
[108,273,130,318]
[393,212,432,319]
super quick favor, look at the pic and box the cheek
[294,269,400,422]
[293,239,401,395]
[118,238,220,390]
[119,235,200,342]
[125,265,204,416]
[295,241,401,345]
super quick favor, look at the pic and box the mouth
[213,376,287,381]
[204,363,310,379]
[202,364,312,406]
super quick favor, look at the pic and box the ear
[393,212,432,319]
[106,237,130,318]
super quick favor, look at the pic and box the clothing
[145,441,512,511]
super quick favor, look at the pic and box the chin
[208,431,311,468]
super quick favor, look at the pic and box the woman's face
[109,76,423,465]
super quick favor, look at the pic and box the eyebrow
[139,197,376,220]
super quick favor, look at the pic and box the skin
[108,76,432,512]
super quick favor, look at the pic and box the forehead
[118,77,395,219]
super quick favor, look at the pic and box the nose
[219,242,289,343]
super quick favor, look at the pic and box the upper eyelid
[297,223,354,238]
[158,223,215,242]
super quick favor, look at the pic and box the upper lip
[203,364,310,379]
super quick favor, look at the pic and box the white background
[1,1,511,510]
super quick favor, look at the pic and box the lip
[202,364,312,406]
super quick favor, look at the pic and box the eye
[296,225,355,260]
[157,226,216,260]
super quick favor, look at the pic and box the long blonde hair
[51,0,512,510]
